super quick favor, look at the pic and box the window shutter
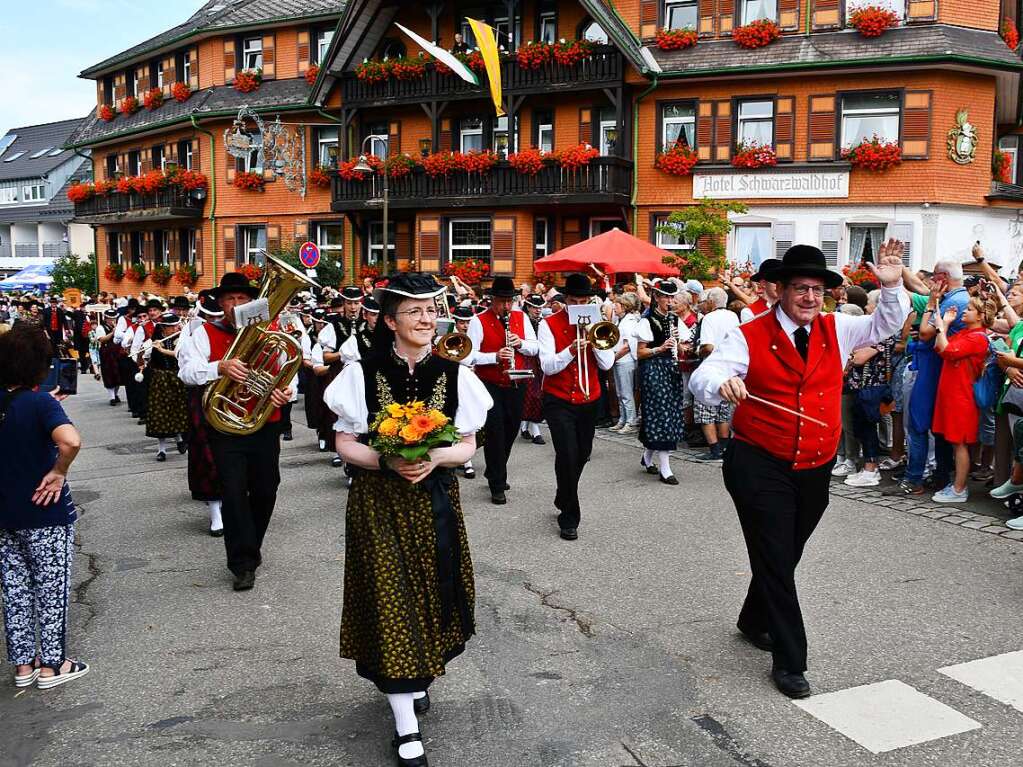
[779,0,800,29]
[224,39,236,83]
[164,56,176,91]
[295,219,309,242]
[439,118,454,152]
[773,222,795,258]
[713,100,732,163]
[227,144,238,184]
[143,231,154,268]
[267,224,281,254]
[194,228,205,275]
[906,0,936,21]
[192,139,200,172]
[262,34,276,79]
[814,0,840,28]
[395,221,412,267]
[808,95,836,161]
[188,48,199,89]
[698,0,716,36]
[166,143,178,165]
[579,108,592,146]
[138,65,149,94]
[418,216,441,272]
[168,229,180,265]
[718,0,735,36]
[114,74,125,102]
[640,0,657,39]
[95,81,104,109]
[298,30,311,72]
[389,121,401,157]
[891,222,913,266]
[901,90,932,159]
[492,216,516,275]
[696,101,713,162]
[819,221,841,268]
[562,217,582,248]
[775,96,795,161]
[223,225,236,272]
[120,233,131,264]
[141,149,152,174]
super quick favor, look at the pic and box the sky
[0,1,205,134]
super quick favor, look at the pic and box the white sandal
[37,660,89,690]
[14,660,40,688]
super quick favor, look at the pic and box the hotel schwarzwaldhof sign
[693,166,851,200]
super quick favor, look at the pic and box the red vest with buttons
[204,322,280,424]
[541,309,601,405]
[474,309,526,387]
[731,309,842,470]
[142,320,155,340]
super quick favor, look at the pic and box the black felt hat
[490,276,517,298]
[340,285,364,301]
[751,258,782,282]
[211,271,260,299]
[361,296,380,314]
[772,245,843,289]
[523,293,546,309]
[329,297,345,309]
[145,298,164,310]
[372,273,445,304]
[651,278,679,296]
[170,296,190,310]
[452,305,475,320]
[559,273,594,297]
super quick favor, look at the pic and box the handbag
[973,338,1003,410]
[42,358,78,395]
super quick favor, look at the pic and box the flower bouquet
[370,401,460,462]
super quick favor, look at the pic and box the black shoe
[177,440,188,454]
[559,527,578,541]
[640,457,658,474]
[595,418,615,429]
[659,474,679,485]
[109,398,118,406]
[520,430,532,441]
[737,623,773,652]
[772,667,811,699]
[232,571,255,591]
[531,435,546,445]
[504,482,511,490]
[156,451,166,462]
[130,412,139,419]
[392,732,428,766]
[209,527,224,538]
[491,491,507,505]
[463,467,476,479]
[113,396,122,404]
[413,691,430,715]
[331,456,343,468]
[282,431,293,442]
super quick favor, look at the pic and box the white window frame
[460,119,484,154]
[181,53,192,84]
[493,15,521,49]
[317,29,334,64]
[448,218,492,263]
[180,229,197,265]
[0,134,18,158]
[731,223,774,267]
[316,222,344,255]
[654,215,693,252]
[3,151,26,163]
[22,183,44,202]
[599,118,617,156]
[538,123,554,154]
[180,141,193,171]
[999,137,1018,185]
[318,127,340,167]
[737,99,774,147]
[243,37,263,71]
[153,230,170,266]
[367,221,395,265]
[492,115,518,159]
[108,232,123,265]
[130,70,140,98]
[0,187,18,204]
[155,63,164,89]
[664,0,698,29]
[589,217,625,238]
[740,0,778,24]
[662,103,696,151]
[535,216,549,259]
[539,12,557,43]
[244,132,263,173]
[840,91,901,149]
[366,129,388,158]
[239,225,267,265]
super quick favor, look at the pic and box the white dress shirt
[698,308,741,351]
[177,324,222,386]
[113,315,128,345]
[615,312,643,362]
[466,310,539,367]
[537,316,615,376]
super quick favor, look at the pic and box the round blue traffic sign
[299,241,320,269]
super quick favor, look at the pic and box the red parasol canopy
[532,227,679,276]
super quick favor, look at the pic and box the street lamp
[353,134,390,275]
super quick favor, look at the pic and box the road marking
[792,679,981,754]
[939,650,1023,714]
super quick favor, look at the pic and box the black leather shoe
[659,474,679,485]
[772,667,811,699]
[392,731,428,766]
[559,527,578,541]
[463,467,475,479]
[737,623,773,652]
[532,435,546,445]
[177,440,188,454]
[520,430,532,441]
[209,527,224,538]
[156,452,166,462]
[282,431,293,442]
[413,691,430,715]
[491,491,507,505]
[109,398,118,406]
[232,571,255,591]
[504,482,510,490]
[331,456,343,467]
[640,458,658,475]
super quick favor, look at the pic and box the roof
[0,164,89,225]
[649,25,1023,76]
[66,78,315,148]
[0,118,89,182]
[80,0,344,78]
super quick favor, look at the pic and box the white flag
[393,22,479,86]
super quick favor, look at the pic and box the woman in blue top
[0,324,88,690]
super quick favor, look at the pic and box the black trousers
[209,424,282,576]
[722,439,834,673]
[482,382,525,492]
[75,340,91,373]
[542,394,597,531]
[118,357,143,414]
[279,402,293,433]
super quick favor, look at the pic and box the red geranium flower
[732,19,781,49]
[1003,18,1020,50]
[355,59,391,84]
[171,81,191,103]
[841,136,902,172]
[104,264,124,282]
[67,183,94,203]
[655,143,699,176]
[656,28,698,51]
[558,143,600,170]
[305,64,320,86]
[847,5,899,37]
[143,88,164,110]
[233,68,262,94]
[338,155,383,181]
[553,39,594,66]
[233,171,266,191]
[99,104,115,122]
[309,166,332,188]
[731,142,778,169]
[119,96,139,116]
[516,42,553,69]
[994,149,1013,184]
[508,148,546,175]
[175,264,198,287]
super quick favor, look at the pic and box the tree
[50,252,98,294]
[656,199,748,280]
[270,241,346,289]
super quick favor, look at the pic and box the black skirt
[638,355,685,451]
[187,388,221,502]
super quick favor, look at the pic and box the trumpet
[575,316,620,399]
[501,312,534,381]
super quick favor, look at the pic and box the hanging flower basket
[385,153,418,179]
[175,264,198,287]
[234,171,266,191]
[151,265,172,286]
[553,38,594,66]
[1002,18,1020,50]
[338,155,383,181]
[558,143,600,170]
[656,28,698,50]
[233,68,263,93]
[508,148,546,175]
[390,57,427,80]
[444,258,490,285]
[171,81,192,103]
[143,88,164,110]
[104,264,124,282]
[994,149,1013,183]
[305,64,320,86]
[516,41,553,69]
[732,20,781,49]
[240,263,263,283]
[841,136,902,172]
[356,59,392,83]
[124,263,147,283]
[732,142,778,168]
[309,166,332,188]
[119,96,140,116]
[848,5,899,37]
[655,144,699,176]
[67,182,94,203]
[99,104,115,122]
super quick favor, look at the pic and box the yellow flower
[386,403,405,418]
[400,423,423,444]
[404,400,426,416]
[427,409,449,429]
[378,418,401,437]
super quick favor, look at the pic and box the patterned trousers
[0,524,75,667]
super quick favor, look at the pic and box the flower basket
[124,263,147,283]
[338,155,383,181]
[553,38,594,66]
[67,183,94,203]
[171,81,192,103]
[305,64,320,86]
[151,265,172,286]
[240,263,263,283]
[385,153,418,179]
[1002,18,1020,50]
[234,171,266,191]
[508,148,546,175]
[94,179,116,195]
[171,169,209,192]
[143,88,164,110]
[732,19,780,49]
[655,144,699,176]
[656,28,698,50]
[731,142,777,169]
[356,59,391,84]
[456,151,498,174]
[359,265,381,281]
[841,136,902,172]
[994,149,1013,184]
[309,166,332,188]
[119,96,139,116]
[104,264,124,282]
[422,151,460,178]
[558,143,600,170]
[842,261,875,286]
[516,41,553,69]
[390,57,427,80]
[233,68,262,93]
[99,104,115,122]
[443,258,490,285]
[848,5,899,37]
[175,264,198,287]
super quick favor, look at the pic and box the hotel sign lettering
[693,170,850,199]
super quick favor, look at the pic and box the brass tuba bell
[435,332,473,362]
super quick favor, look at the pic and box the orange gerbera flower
[410,414,435,435]
[427,410,449,429]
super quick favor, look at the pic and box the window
[315,28,335,64]
[128,150,142,176]
[0,188,17,204]
[535,111,554,154]
[239,225,267,265]
[534,217,550,260]
[737,99,774,146]
[317,127,340,167]
[3,152,25,163]
[150,61,163,90]
[460,118,484,153]
[366,124,388,157]
[599,108,618,155]
[244,131,262,173]
[380,38,407,59]
[316,222,344,256]
[538,11,557,43]
[152,145,165,171]
[103,76,114,105]
[153,231,169,266]
[999,137,1018,184]
[0,134,16,158]
[580,20,609,43]
[126,68,138,98]
[654,215,691,251]
[130,232,144,263]
[733,224,772,267]
[661,102,695,151]
[107,232,123,264]
[848,225,887,264]
[242,37,263,70]
[494,15,521,48]
[448,219,491,263]
[106,155,118,178]
[48,148,65,157]
[30,147,53,159]
[176,50,192,84]
[22,184,44,201]
[493,116,517,159]
[664,0,698,29]
[180,229,197,265]
[367,221,395,265]
[841,91,900,149]
[740,0,777,24]
[178,140,193,170]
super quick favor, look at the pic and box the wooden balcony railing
[73,187,205,224]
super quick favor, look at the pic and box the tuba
[203,252,320,436]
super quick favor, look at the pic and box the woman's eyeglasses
[395,307,440,321]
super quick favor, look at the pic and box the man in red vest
[467,276,539,504]
[690,242,909,698]
[178,272,293,592]
[538,273,615,540]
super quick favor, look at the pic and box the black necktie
[794,326,809,361]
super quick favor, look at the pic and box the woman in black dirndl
[324,273,492,767]
[145,313,189,460]
[519,293,547,444]
[96,309,122,405]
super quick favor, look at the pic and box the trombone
[574,314,620,399]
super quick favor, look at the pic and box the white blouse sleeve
[634,318,654,343]
[326,362,369,434]
[454,365,494,436]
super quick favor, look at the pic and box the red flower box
[732,19,781,49]
[508,148,546,175]
[240,263,263,283]
[310,166,332,188]
[516,42,553,69]
[143,88,164,110]
[305,64,320,86]
[171,169,209,192]
[656,28,698,50]
[356,59,391,83]
[233,68,262,93]
[119,96,139,116]
[171,81,192,103]
[465,51,486,72]
[994,149,1013,184]
[94,180,115,195]
[124,264,147,283]
[104,264,124,282]
[358,265,381,281]
[1003,18,1020,50]
[385,154,418,179]
[99,104,115,122]
[443,258,490,285]
[338,155,383,181]
[848,5,899,37]
[456,151,498,174]
[553,39,594,66]
[655,144,699,176]
[841,136,902,172]
[731,142,778,168]
[842,262,875,286]
[422,151,460,178]
[558,143,600,170]
[67,183,93,203]
[234,171,266,191]
[175,264,198,287]
[390,57,427,80]
[150,266,172,286]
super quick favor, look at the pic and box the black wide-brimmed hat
[651,278,679,296]
[372,272,445,304]
[170,295,190,310]
[145,298,164,310]
[452,305,475,320]
[490,276,517,298]
[158,312,180,325]
[340,285,364,301]
[751,258,782,282]
[772,245,843,289]
[559,273,594,297]
[329,297,345,309]
[211,271,260,299]
[523,293,546,309]
[361,296,380,314]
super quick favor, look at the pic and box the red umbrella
[532,227,679,277]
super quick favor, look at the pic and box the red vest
[143,320,155,340]
[204,322,280,424]
[541,310,601,405]
[749,298,770,316]
[731,310,842,470]
[474,309,526,387]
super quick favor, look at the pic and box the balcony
[340,46,623,108]
[73,187,205,225]
[331,157,633,211]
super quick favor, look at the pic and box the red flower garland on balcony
[171,81,192,103]
[841,136,902,172]
[99,104,115,122]
[457,151,498,174]
[356,59,391,84]
[516,41,553,69]
[508,148,546,175]
[124,263,147,283]
[310,166,332,188]
[465,51,486,72]
[732,142,778,168]
[150,265,172,286]
[1002,18,1020,50]
[94,179,116,195]
[390,57,427,80]
[422,151,460,178]
[847,5,899,37]
[143,88,164,110]
[994,149,1013,183]
[119,96,139,116]
[240,263,263,283]
[305,64,320,86]
[553,38,594,66]
[385,154,418,179]
[732,19,781,49]
[443,258,490,285]
[175,264,198,287]
[558,143,600,170]
[655,144,699,176]
[104,264,124,282]
[338,155,383,181]
[233,68,263,93]
[67,183,93,203]
[234,171,266,191]
[172,169,209,192]
[656,28,699,51]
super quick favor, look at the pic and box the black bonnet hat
[651,279,679,296]
[372,273,445,305]
[340,285,364,301]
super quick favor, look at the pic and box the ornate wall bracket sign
[947,108,978,165]
[224,107,307,197]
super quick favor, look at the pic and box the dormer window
[664,0,698,30]
[740,0,777,24]
[316,28,334,64]
[242,37,263,70]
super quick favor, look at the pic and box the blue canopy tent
[0,263,54,292]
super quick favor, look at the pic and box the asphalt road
[2,377,1022,767]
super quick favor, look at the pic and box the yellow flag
[465,18,505,117]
